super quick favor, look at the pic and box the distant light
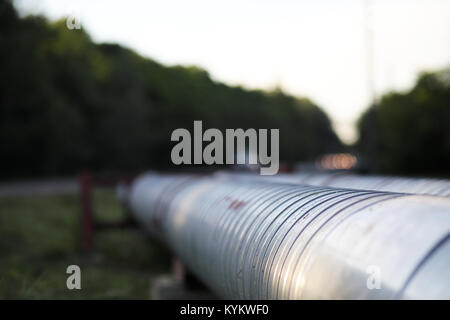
[316,153,357,170]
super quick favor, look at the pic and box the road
[0,178,78,197]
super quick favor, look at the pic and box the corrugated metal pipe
[128,172,450,299]
[254,172,450,197]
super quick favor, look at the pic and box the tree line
[2,1,448,179]
[0,1,341,178]
[357,69,450,176]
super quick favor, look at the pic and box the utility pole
[365,0,376,105]
[364,0,378,173]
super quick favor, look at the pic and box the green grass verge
[0,190,171,299]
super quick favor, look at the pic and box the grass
[0,190,171,299]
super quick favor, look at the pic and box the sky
[15,0,450,143]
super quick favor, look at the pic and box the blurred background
[0,0,449,298]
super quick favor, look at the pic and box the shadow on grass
[0,190,171,299]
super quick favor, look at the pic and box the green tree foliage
[0,2,341,178]
[357,69,450,175]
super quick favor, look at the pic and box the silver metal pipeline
[261,172,450,197]
[129,172,450,299]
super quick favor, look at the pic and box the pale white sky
[15,0,450,143]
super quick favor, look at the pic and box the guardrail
[128,172,450,299]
